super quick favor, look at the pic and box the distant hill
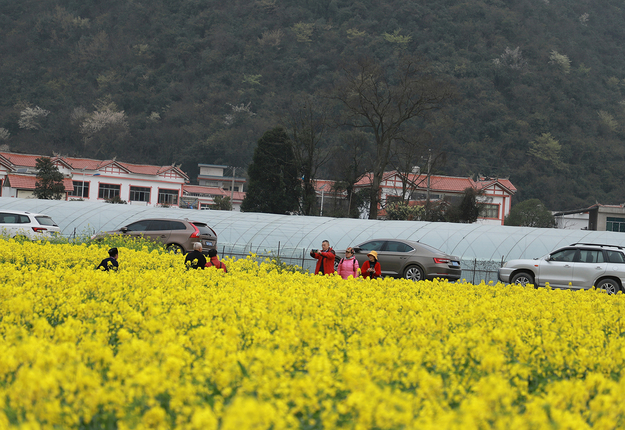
[2,0,625,210]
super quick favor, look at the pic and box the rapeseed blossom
[1,239,625,429]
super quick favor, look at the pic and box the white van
[0,210,61,240]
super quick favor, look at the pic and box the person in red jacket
[205,249,227,272]
[361,250,382,279]
[310,240,336,275]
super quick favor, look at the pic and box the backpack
[339,258,356,271]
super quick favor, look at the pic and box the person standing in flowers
[205,249,227,272]
[95,247,119,271]
[185,242,207,269]
[361,250,381,279]
[310,240,336,275]
[337,247,359,279]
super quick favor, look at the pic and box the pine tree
[34,157,66,200]
[241,128,300,214]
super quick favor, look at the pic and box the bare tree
[327,130,372,217]
[283,94,332,215]
[331,55,455,219]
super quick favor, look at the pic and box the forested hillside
[2,0,625,210]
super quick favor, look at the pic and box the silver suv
[498,243,625,294]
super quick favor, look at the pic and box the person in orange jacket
[361,250,381,279]
[310,240,336,275]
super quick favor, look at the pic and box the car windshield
[35,216,57,226]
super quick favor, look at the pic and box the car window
[125,220,152,232]
[19,215,30,223]
[384,241,414,252]
[35,216,57,226]
[550,249,578,262]
[358,240,386,251]
[0,213,18,224]
[148,220,172,231]
[192,223,214,236]
[578,249,605,263]
[169,221,187,230]
[605,250,625,264]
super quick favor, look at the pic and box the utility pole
[425,149,432,219]
[230,166,236,210]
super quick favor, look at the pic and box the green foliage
[241,127,300,214]
[105,195,127,204]
[385,202,425,220]
[505,199,557,228]
[210,196,232,211]
[34,157,65,200]
[446,188,483,223]
[2,0,625,211]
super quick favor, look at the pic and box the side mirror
[353,247,361,253]
[544,255,550,261]
[120,227,128,233]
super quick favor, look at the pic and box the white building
[197,164,246,193]
[353,171,517,224]
[0,152,188,207]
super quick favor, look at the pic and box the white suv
[498,243,625,294]
[0,210,61,240]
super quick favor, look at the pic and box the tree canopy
[34,157,65,200]
[505,199,557,228]
[241,128,300,214]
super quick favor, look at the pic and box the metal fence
[217,242,506,284]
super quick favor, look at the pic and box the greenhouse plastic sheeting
[2,197,625,263]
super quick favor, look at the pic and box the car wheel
[596,278,621,295]
[510,271,534,286]
[334,257,340,271]
[13,234,29,241]
[404,265,424,282]
[166,243,185,254]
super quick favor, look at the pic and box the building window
[158,189,179,205]
[98,184,120,199]
[69,181,89,198]
[129,186,151,202]
[480,203,499,219]
[606,217,625,232]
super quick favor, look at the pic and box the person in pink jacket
[337,247,360,279]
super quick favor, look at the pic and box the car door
[379,240,413,276]
[571,249,607,289]
[145,220,172,244]
[537,248,578,288]
[0,212,19,237]
[123,220,152,238]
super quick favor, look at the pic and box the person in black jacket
[185,242,207,269]
[96,248,119,271]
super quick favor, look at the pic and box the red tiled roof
[183,185,246,202]
[5,174,74,191]
[184,185,228,196]
[0,152,189,179]
[354,171,517,194]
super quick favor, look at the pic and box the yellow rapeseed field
[1,239,625,429]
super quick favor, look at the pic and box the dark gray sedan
[336,238,462,281]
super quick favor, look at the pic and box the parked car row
[0,210,218,255]
[4,208,625,292]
